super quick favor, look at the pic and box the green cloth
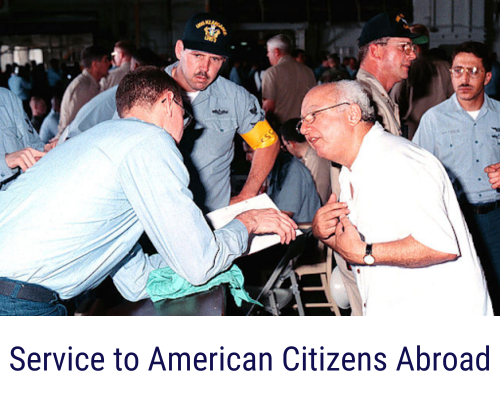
[146,264,262,307]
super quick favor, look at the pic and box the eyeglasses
[296,102,350,133]
[449,67,485,78]
[378,42,417,56]
[162,96,194,128]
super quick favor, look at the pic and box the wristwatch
[363,243,375,265]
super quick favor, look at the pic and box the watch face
[364,254,375,265]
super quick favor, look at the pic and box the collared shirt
[58,85,119,142]
[414,93,500,204]
[166,63,266,213]
[340,122,492,316]
[356,69,401,136]
[100,61,131,91]
[58,69,101,135]
[39,109,60,144]
[0,118,249,300]
[261,55,317,125]
[0,88,44,189]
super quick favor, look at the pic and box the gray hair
[267,34,293,54]
[358,36,391,64]
[326,80,375,122]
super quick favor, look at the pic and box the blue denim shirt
[165,63,266,212]
[0,118,248,300]
[0,88,45,189]
[414,93,500,204]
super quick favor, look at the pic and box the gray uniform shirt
[166,63,266,213]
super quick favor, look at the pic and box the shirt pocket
[199,117,238,157]
[485,130,500,166]
[435,131,470,178]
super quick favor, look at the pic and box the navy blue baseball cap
[358,13,429,47]
[182,12,231,57]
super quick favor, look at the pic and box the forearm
[342,235,458,268]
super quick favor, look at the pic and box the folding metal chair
[246,229,312,316]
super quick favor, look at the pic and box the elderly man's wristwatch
[363,243,375,265]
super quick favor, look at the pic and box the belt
[470,200,500,215]
[0,279,57,303]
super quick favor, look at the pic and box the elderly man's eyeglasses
[378,42,417,56]
[162,97,194,128]
[449,67,485,78]
[296,102,350,133]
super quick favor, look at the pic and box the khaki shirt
[100,62,131,92]
[262,55,317,125]
[58,69,100,135]
[357,69,401,136]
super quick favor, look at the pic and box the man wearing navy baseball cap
[356,12,429,136]
[333,13,429,316]
[166,12,280,214]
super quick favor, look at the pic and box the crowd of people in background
[0,10,498,316]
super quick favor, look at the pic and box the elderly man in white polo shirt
[302,80,492,316]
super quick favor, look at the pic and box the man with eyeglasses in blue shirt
[414,41,500,310]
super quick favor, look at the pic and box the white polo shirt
[339,123,492,316]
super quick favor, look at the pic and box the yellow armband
[240,120,278,150]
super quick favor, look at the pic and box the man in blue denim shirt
[166,12,280,213]
[0,67,297,316]
[0,87,48,190]
[414,41,500,307]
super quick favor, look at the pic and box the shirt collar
[349,122,385,173]
[451,92,492,119]
[357,69,392,100]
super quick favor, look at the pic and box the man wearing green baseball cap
[356,12,429,136]
[335,13,429,315]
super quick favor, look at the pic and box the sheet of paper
[206,194,302,255]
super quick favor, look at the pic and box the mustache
[458,84,473,89]
[194,71,209,79]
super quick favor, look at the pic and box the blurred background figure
[485,52,500,100]
[29,96,48,132]
[314,55,329,81]
[292,48,307,64]
[279,118,331,205]
[242,139,321,224]
[320,53,350,83]
[100,39,136,91]
[47,59,63,96]
[8,64,32,116]
[39,95,61,144]
[391,23,453,139]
